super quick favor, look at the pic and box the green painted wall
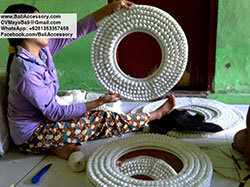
[0,0,106,91]
[207,0,250,104]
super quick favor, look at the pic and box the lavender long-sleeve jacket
[8,14,98,145]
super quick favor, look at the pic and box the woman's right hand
[98,93,122,104]
[85,93,121,111]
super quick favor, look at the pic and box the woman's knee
[233,128,248,152]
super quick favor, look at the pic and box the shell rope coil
[140,97,245,138]
[87,134,213,187]
[118,156,178,180]
[91,5,188,101]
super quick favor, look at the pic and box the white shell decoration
[131,97,245,138]
[91,5,188,101]
[87,134,213,187]
[118,155,178,180]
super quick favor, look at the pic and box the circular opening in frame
[116,149,183,181]
[116,32,162,79]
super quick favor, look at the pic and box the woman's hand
[93,0,134,23]
[110,0,135,13]
[85,93,121,111]
[98,93,122,104]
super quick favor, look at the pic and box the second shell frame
[91,5,188,101]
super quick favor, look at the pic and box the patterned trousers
[18,110,150,154]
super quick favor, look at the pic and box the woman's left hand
[93,0,135,23]
[110,0,135,13]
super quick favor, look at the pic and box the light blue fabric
[0,72,11,156]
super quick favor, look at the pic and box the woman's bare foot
[149,95,176,121]
[51,144,81,160]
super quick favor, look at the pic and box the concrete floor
[0,99,249,187]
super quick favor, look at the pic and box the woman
[233,106,250,167]
[5,1,176,160]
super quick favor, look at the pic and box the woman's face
[25,10,50,48]
[29,37,50,48]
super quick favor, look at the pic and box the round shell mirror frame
[87,134,213,187]
[91,5,188,101]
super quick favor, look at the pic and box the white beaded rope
[118,156,178,180]
[91,5,188,101]
[137,97,245,138]
[87,134,213,187]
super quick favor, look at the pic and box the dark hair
[4,4,39,93]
